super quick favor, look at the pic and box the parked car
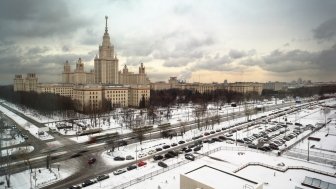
[127,164,137,171]
[185,154,195,161]
[204,132,210,136]
[210,131,216,134]
[184,148,192,153]
[114,156,125,161]
[158,161,168,168]
[97,174,109,181]
[216,129,221,132]
[162,145,170,149]
[178,140,185,144]
[193,146,202,152]
[138,153,146,158]
[147,150,156,155]
[82,179,95,187]
[164,153,174,159]
[126,155,134,160]
[138,160,147,167]
[168,150,178,157]
[153,155,163,161]
[113,169,126,175]
[156,147,162,152]
[88,157,96,165]
[68,185,81,189]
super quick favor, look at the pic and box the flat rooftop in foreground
[183,165,261,189]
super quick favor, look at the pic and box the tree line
[0,85,75,115]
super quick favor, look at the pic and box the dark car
[184,148,192,153]
[193,146,202,152]
[221,127,227,131]
[114,156,125,161]
[153,155,163,161]
[216,129,221,132]
[188,144,196,149]
[82,179,95,187]
[203,139,210,143]
[204,132,210,136]
[162,145,170,149]
[164,153,174,159]
[168,150,178,157]
[181,147,188,151]
[127,164,137,171]
[97,174,109,181]
[178,140,185,144]
[156,147,163,152]
[208,139,216,144]
[88,157,96,165]
[158,161,168,168]
[210,131,216,134]
[171,143,178,147]
[248,144,257,149]
[236,139,244,143]
[185,154,195,161]
[218,136,226,140]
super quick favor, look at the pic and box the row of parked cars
[69,174,110,188]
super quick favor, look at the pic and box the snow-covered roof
[182,165,261,189]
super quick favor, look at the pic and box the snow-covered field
[1,97,335,189]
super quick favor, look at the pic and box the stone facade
[13,16,150,111]
[151,78,264,95]
[62,58,94,85]
[13,73,38,92]
[119,63,150,85]
[263,81,287,91]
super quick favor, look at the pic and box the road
[0,100,316,188]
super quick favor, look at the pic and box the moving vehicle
[88,157,96,165]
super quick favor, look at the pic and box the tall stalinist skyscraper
[94,16,119,84]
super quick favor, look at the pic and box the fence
[111,146,276,189]
[233,162,336,179]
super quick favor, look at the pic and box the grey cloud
[316,44,336,70]
[26,46,50,55]
[0,0,91,40]
[192,55,237,71]
[62,45,71,52]
[229,49,255,59]
[313,17,336,41]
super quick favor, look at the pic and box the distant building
[263,81,287,91]
[151,78,263,95]
[228,82,263,95]
[119,64,150,85]
[62,58,94,84]
[13,73,38,92]
[14,16,150,111]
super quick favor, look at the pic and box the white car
[138,153,146,158]
[113,169,126,175]
[147,150,156,155]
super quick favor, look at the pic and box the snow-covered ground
[0,167,71,189]
[1,146,34,156]
[1,97,334,189]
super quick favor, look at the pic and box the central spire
[105,16,108,33]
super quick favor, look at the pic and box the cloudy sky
[0,0,336,85]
